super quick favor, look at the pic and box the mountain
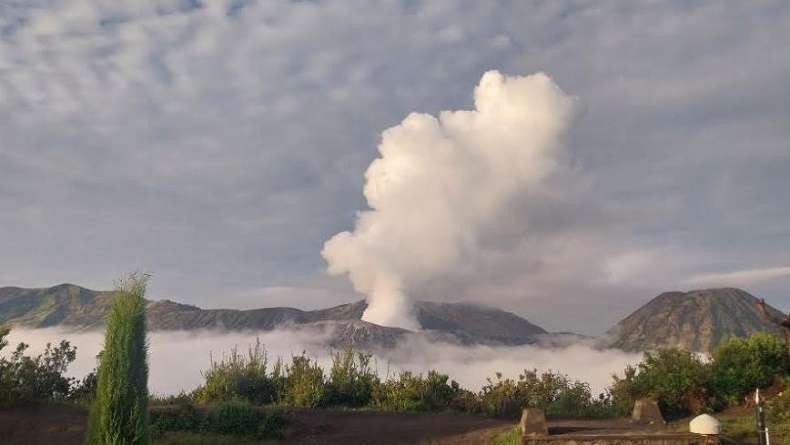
[600,287,787,352]
[0,284,547,349]
[0,284,116,329]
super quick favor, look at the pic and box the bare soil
[0,404,512,445]
[0,404,88,445]
[6,404,767,445]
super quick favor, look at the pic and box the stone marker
[631,399,665,424]
[520,408,549,437]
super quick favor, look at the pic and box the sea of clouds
[3,327,640,397]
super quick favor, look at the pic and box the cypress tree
[85,272,150,445]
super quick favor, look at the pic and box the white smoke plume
[323,71,579,329]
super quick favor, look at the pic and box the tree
[711,334,790,403]
[0,327,77,405]
[623,348,713,417]
[85,272,150,445]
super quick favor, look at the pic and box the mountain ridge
[3,284,787,352]
[0,283,547,349]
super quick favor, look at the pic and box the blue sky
[1,0,789,334]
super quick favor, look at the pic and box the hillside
[0,284,116,329]
[600,287,787,352]
[0,284,547,349]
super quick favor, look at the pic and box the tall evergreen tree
[85,272,150,445]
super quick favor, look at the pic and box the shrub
[711,334,790,404]
[478,369,604,419]
[478,372,525,418]
[375,370,461,412]
[283,352,325,408]
[204,400,262,436]
[0,328,77,405]
[611,348,714,418]
[85,272,151,445]
[150,401,287,440]
[608,364,638,416]
[194,338,280,405]
[150,403,201,435]
[70,368,98,402]
[323,345,379,407]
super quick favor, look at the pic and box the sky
[2,0,790,335]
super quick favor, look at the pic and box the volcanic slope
[600,287,787,352]
[0,284,547,348]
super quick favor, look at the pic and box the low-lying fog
[3,328,640,397]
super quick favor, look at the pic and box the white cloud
[2,328,639,397]
[0,0,789,334]
[688,266,790,287]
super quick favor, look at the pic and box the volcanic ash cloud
[322,71,579,330]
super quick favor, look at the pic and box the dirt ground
[3,404,768,445]
[0,404,88,445]
[0,404,512,445]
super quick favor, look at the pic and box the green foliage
[282,352,325,408]
[149,401,287,440]
[205,400,265,436]
[375,370,461,412]
[478,369,612,419]
[190,336,790,419]
[323,345,379,407]
[608,364,639,416]
[150,391,194,406]
[609,335,790,419]
[85,272,151,445]
[70,369,98,402]
[617,348,714,418]
[711,334,790,404]
[0,326,78,405]
[150,403,202,434]
[490,426,521,445]
[195,338,280,405]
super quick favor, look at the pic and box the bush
[323,345,379,407]
[711,334,790,404]
[283,352,325,408]
[375,370,461,412]
[608,364,638,416]
[610,348,714,418]
[70,368,98,402]
[150,401,287,440]
[478,369,608,419]
[205,400,262,436]
[150,403,202,434]
[0,328,77,405]
[85,272,151,445]
[195,338,281,405]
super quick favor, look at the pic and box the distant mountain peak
[599,287,785,352]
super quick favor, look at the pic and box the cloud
[379,336,640,396]
[1,0,789,334]
[688,266,790,287]
[2,327,639,397]
[1,327,335,396]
